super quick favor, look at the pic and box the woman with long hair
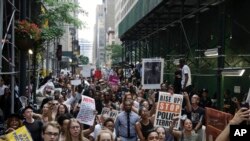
[34,103,53,124]
[5,114,23,133]
[55,104,69,120]
[64,118,89,141]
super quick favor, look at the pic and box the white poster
[142,58,164,89]
[70,79,81,86]
[154,92,183,129]
[82,65,91,77]
[76,95,96,126]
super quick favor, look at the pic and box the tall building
[94,4,106,67]
[103,0,116,67]
[114,0,138,43]
[79,38,93,63]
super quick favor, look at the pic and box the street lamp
[28,49,33,103]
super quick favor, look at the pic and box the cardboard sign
[101,107,119,121]
[76,95,96,126]
[70,79,81,86]
[82,65,91,77]
[142,58,164,89]
[5,126,33,141]
[154,92,183,129]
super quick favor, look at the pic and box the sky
[78,0,102,42]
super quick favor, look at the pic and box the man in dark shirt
[189,94,205,141]
[22,106,43,141]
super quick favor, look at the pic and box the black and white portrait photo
[142,58,164,89]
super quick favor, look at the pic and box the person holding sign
[169,117,198,141]
[5,114,23,134]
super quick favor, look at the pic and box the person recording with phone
[215,107,250,141]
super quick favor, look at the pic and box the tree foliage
[109,44,122,64]
[39,0,86,41]
[78,55,89,65]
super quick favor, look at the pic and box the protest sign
[70,79,81,86]
[142,58,164,89]
[101,107,119,121]
[5,126,33,141]
[82,65,91,77]
[154,92,183,129]
[76,95,96,126]
[108,75,120,85]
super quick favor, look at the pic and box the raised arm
[215,108,250,141]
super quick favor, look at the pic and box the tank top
[180,130,198,141]
[140,120,154,138]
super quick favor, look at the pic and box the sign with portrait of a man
[142,58,164,89]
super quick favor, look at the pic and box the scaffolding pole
[0,0,4,73]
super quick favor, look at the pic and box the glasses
[70,126,80,129]
[52,103,59,106]
[44,132,59,137]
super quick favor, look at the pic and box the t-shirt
[190,107,205,129]
[23,120,43,141]
[181,65,191,88]
[0,85,7,96]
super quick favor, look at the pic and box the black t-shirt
[189,107,205,129]
[23,120,43,141]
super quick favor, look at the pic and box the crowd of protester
[0,60,249,141]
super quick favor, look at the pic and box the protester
[5,114,23,133]
[115,100,140,141]
[215,108,250,141]
[96,129,114,141]
[145,130,159,141]
[22,105,43,141]
[135,107,154,141]
[64,118,89,141]
[42,121,61,141]
[179,59,192,95]
[169,117,198,141]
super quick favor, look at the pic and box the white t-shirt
[181,65,191,88]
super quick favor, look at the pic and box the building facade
[94,4,106,67]
[79,38,93,63]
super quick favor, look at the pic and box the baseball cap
[21,105,34,114]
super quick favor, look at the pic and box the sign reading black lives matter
[142,58,164,89]
[154,92,183,129]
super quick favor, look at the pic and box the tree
[39,0,86,41]
[109,44,122,64]
[79,55,89,65]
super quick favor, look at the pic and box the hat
[21,105,34,114]
[202,88,208,93]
